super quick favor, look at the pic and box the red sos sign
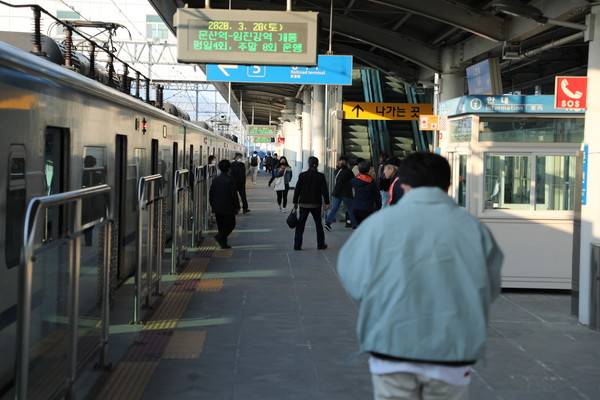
[555,76,587,109]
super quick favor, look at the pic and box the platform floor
[81,172,600,400]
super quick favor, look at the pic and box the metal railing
[171,169,190,273]
[191,166,205,247]
[134,175,164,324]
[17,185,112,400]
[204,164,217,231]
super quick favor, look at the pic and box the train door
[44,127,70,239]
[173,142,179,174]
[115,134,127,278]
[189,144,194,174]
[151,139,159,175]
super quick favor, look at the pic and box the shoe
[317,244,328,250]
[294,246,302,251]
[324,222,332,231]
[221,243,232,249]
[352,226,357,230]
[213,237,224,248]
[253,182,256,185]
[281,207,286,213]
[345,223,352,228]
[243,209,250,214]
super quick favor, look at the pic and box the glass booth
[439,95,584,289]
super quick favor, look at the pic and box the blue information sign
[206,55,352,85]
[439,95,586,117]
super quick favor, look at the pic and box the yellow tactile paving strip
[95,362,158,400]
[197,278,224,292]
[96,234,226,400]
[143,292,193,331]
[212,249,233,258]
[162,331,207,359]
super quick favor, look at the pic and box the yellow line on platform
[95,362,158,400]
[162,331,207,359]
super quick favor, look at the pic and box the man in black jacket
[209,160,240,249]
[231,153,250,213]
[292,156,330,250]
[324,156,357,231]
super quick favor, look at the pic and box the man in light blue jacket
[337,152,503,400]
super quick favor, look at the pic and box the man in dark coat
[231,153,250,213]
[209,160,240,249]
[292,156,330,250]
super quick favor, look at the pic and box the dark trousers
[215,214,236,245]
[294,207,325,248]
[276,184,290,207]
[237,184,249,210]
[353,209,373,226]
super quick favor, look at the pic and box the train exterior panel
[0,38,245,396]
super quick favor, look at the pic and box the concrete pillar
[439,72,465,102]
[302,88,312,171]
[578,5,600,326]
[312,85,325,171]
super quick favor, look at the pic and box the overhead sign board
[207,55,352,85]
[175,8,318,65]
[466,58,502,95]
[555,76,587,109]
[439,95,586,117]
[248,125,276,136]
[254,137,272,143]
[342,102,433,120]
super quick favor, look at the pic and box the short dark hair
[380,153,389,160]
[398,152,450,190]
[308,156,319,169]
[218,159,231,173]
[356,157,365,164]
[358,160,371,174]
[338,155,348,162]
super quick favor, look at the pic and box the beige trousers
[372,372,469,400]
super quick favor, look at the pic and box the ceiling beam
[366,0,505,41]
[329,14,441,72]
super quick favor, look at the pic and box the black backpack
[250,155,258,166]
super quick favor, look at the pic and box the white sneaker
[281,207,286,213]
[253,182,256,185]
[278,206,283,212]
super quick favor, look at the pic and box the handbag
[286,206,299,229]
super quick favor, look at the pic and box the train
[0,32,245,396]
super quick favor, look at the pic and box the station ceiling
[149,0,591,126]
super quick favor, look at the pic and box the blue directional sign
[206,55,352,85]
[439,95,586,117]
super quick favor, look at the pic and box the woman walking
[273,156,293,212]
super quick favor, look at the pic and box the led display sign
[175,8,318,66]
[248,125,276,136]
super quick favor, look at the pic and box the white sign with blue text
[206,55,352,85]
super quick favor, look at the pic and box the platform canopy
[149,0,590,125]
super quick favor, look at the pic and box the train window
[199,145,203,165]
[82,146,106,187]
[162,148,171,198]
[134,148,148,178]
[6,145,26,268]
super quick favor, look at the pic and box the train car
[0,33,245,396]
